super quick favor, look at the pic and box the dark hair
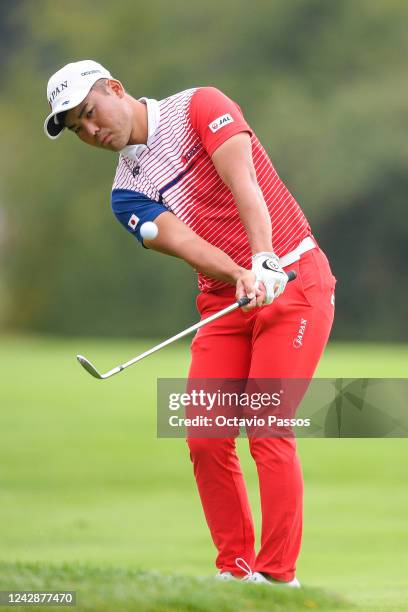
[91,78,109,94]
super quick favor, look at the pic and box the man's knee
[187,437,235,462]
[249,437,297,464]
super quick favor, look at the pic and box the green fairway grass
[0,337,407,611]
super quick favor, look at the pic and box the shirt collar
[119,97,160,161]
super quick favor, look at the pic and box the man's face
[64,80,132,151]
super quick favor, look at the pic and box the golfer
[44,60,336,586]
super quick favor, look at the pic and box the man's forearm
[210,132,274,255]
[148,206,266,305]
[181,238,245,284]
[151,228,244,285]
[230,178,273,254]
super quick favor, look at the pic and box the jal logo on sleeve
[208,113,234,133]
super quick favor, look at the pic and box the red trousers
[187,245,336,580]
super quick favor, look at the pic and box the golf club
[77,270,296,380]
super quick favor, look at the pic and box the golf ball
[140,221,158,240]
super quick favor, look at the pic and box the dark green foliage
[0,0,406,338]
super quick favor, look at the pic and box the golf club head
[77,355,103,379]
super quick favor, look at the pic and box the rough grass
[0,563,350,612]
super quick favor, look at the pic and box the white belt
[279,236,316,268]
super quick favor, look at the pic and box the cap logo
[81,69,101,76]
[48,80,68,106]
[262,258,280,272]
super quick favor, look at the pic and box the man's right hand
[235,269,266,310]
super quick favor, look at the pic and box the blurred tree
[0,0,406,339]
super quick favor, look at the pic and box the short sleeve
[189,87,253,157]
[111,189,168,246]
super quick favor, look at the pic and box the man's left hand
[252,252,288,304]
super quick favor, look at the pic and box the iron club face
[76,355,123,380]
[76,355,103,379]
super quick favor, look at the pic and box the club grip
[237,270,297,307]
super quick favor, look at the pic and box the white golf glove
[252,252,288,304]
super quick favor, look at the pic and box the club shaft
[115,300,244,374]
[119,271,296,373]
[79,270,296,379]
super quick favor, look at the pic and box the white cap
[44,60,112,139]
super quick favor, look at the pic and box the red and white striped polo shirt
[112,87,311,293]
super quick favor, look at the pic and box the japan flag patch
[128,213,139,231]
[208,113,234,133]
